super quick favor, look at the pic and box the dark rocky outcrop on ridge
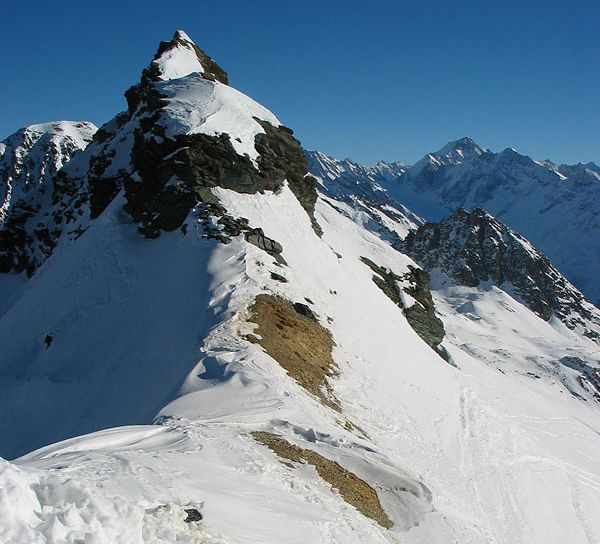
[402,208,600,337]
[559,356,600,402]
[118,32,323,240]
[360,257,447,359]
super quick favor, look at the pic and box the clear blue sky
[2,0,598,166]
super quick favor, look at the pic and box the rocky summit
[1,30,599,544]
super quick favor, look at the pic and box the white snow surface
[1,182,599,543]
[153,30,206,81]
[157,74,280,162]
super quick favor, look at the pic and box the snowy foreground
[1,188,599,543]
[1,30,600,544]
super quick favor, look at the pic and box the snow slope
[1,31,600,544]
[158,73,280,162]
[2,183,599,543]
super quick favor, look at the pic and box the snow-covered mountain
[1,31,599,544]
[306,150,420,243]
[0,122,96,283]
[0,121,97,223]
[308,141,600,307]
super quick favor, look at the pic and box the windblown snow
[154,30,207,81]
[158,74,280,162]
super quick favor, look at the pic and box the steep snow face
[151,30,229,84]
[0,121,97,222]
[154,30,207,80]
[158,74,280,162]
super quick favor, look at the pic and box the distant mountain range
[306,141,600,306]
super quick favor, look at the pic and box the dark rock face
[121,118,321,239]
[360,257,404,307]
[256,121,321,236]
[270,271,287,282]
[360,257,447,359]
[0,202,39,275]
[118,41,322,242]
[195,203,287,264]
[402,208,600,336]
[292,302,317,321]
[245,230,285,264]
[559,357,600,402]
[402,266,447,358]
[183,508,203,523]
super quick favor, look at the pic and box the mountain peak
[150,30,228,84]
[437,137,486,160]
[173,29,193,42]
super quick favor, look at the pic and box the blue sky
[1,0,598,165]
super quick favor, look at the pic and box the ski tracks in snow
[456,386,532,543]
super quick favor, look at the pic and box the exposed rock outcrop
[402,208,600,337]
[252,431,393,528]
[247,294,338,410]
[360,257,447,359]
[559,357,600,402]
